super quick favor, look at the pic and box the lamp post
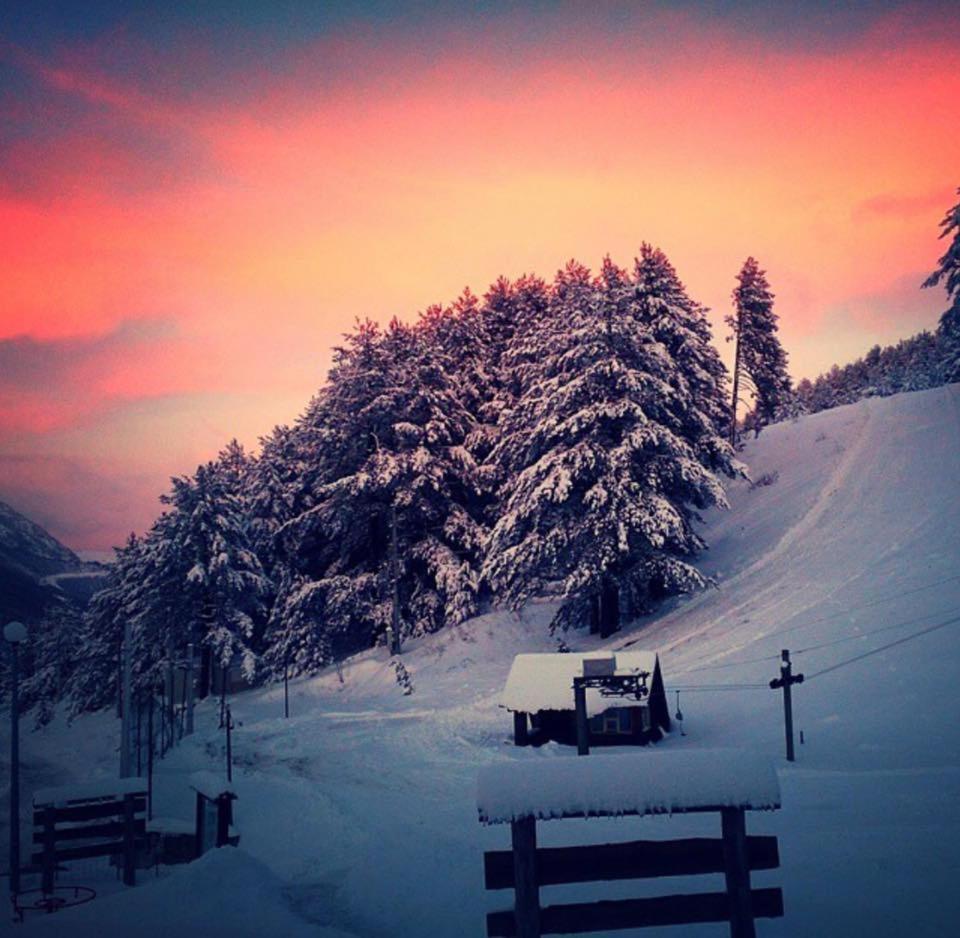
[5,620,28,896]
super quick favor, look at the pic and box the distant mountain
[0,500,108,623]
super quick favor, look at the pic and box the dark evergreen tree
[727,258,793,440]
[923,187,960,382]
[633,244,731,465]
[272,318,484,671]
[15,601,80,725]
[484,257,731,635]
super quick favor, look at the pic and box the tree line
[10,184,958,720]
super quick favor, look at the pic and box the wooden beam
[513,712,529,747]
[33,796,147,825]
[487,888,783,936]
[511,816,540,938]
[722,807,755,938]
[32,818,147,844]
[32,840,126,864]
[484,835,779,890]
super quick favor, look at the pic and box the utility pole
[388,503,402,656]
[185,642,195,736]
[573,678,589,756]
[729,303,743,448]
[5,621,28,896]
[120,620,133,777]
[769,649,804,762]
[225,706,234,783]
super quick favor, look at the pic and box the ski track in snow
[5,386,960,938]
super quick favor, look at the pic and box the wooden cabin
[502,651,671,748]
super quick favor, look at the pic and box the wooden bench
[32,779,148,890]
[478,749,784,938]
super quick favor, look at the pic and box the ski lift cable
[792,607,958,655]
[678,573,960,673]
[803,613,960,682]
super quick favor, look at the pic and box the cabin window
[603,711,621,734]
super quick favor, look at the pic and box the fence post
[574,680,589,756]
[511,816,540,938]
[41,805,56,894]
[721,807,755,938]
[122,793,137,886]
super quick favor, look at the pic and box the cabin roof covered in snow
[477,749,780,824]
[501,651,659,714]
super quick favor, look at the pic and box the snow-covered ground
[3,385,960,936]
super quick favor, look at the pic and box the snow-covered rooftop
[501,651,659,714]
[34,776,147,807]
[190,770,236,800]
[477,749,781,824]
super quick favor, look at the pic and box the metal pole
[147,693,154,820]
[9,641,20,895]
[389,503,401,656]
[781,650,795,763]
[225,706,233,783]
[574,679,589,756]
[120,620,133,777]
[185,642,195,736]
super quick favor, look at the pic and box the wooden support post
[225,706,233,783]
[185,642,196,736]
[510,816,540,938]
[284,663,290,719]
[147,693,155,820]
[41,805,56,894]
[721,807,755,938]
[513,712,528,747]
[194,792,205,859]
[769,649,804,762]
[122,793,137,886]
[574,680,589,756]
[216,795,232,848]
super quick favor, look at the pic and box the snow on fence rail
[478,749,783,938]
[477,749,780,825]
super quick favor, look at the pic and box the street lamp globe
[3,621,28,644]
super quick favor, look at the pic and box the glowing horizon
[1,2,958,550]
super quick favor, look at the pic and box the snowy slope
[7,385,960,937]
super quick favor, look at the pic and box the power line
[804,613,960,682]
[792,607,957,655]
[677,573,960,673]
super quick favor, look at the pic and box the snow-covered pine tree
[633,244,731,467]
[923,187,960,382]
[727,257,793,440]
[484,257,729,636]
[19,600,80,725]
[154,462,271,682]
[69,533,149,713]
[273,317,484,667]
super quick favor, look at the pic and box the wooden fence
[483,804,782,938]
[32,787,148,891]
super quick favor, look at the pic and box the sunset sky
[2,1,959,552]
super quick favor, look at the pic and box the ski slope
[7,384,960,937]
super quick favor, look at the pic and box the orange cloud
[0,8,957,548]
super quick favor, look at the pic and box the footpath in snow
[3,384,960,937]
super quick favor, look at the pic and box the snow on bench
[477,749,780,825]
[33,776,147,807]
[501,651,659,716]
[189,771,235,800]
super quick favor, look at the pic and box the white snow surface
[478,749,780,823]
[4,385,960,937]
[501,650,658,714]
